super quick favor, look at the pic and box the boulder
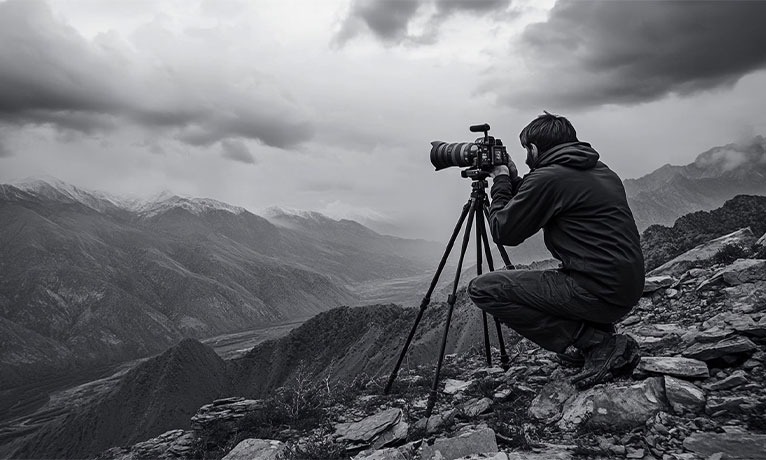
[683,432,766,459]
[420,427,498,460]
[334,408,405,447]
[683,336,757,362]
[558,377,669,431]
[528,380,577,423]
[222,439,285,460]
[664,376,705,414]
[637,356,709,379]
[704,259,766,286]
[648,228,756,277]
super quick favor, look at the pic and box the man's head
[519,111,578,168]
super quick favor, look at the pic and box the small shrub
[712,243,750,265]
[280,436,348,460]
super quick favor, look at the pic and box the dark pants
[467,269,632,353]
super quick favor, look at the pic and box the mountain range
[0,178,441,389]
[625,135,766,230]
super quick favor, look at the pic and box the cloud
[489,0,766,110]
[335,0,511,45]
[0,139,12,158]
[0,0,314,148]
[221,140,255,164]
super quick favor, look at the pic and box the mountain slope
[9,339,231,459]
[0,179,437,389]
[626,135,766,230]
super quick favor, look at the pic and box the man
[467,112,644,389]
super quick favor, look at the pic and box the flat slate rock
[420,427,498,460]
[664,376,706,415]
[637,356,709,378]
[683,432,766,459]
[334,408,403,444]
[683,336,757,361]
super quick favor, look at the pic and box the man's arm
[488,171,560,246]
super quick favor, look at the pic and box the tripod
[383,169,513,417]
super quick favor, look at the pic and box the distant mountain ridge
[0,178,440,389]
[625,135,766,230]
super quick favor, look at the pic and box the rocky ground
[98,229,766,460]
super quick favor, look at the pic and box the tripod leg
[383,199,473,395]
[475,204,492,367]
[479,203,511,370]
[426,197,478,417]
[483,202,513,269]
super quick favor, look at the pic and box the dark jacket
[489,141,644,307]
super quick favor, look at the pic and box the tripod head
[460,168,491,181]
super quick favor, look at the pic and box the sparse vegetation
[712,243,750,265]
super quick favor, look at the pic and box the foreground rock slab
[222,439,285,460]
[637,356,709,379]
[558,377,668,430]
[420,427,498,460]
[683,432,766,459]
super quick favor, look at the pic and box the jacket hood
[534,141,600,170]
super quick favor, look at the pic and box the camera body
[430,123,509,173]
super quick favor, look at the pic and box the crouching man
[468,112,644,389]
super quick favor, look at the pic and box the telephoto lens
[430,141,478,170]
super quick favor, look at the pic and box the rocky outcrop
[648,228,756,276]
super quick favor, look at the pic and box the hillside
[16,226,766,460]
[626,135,766,230]
[641,195,766,271]
[0,178,438,389]
[7,339,231,459]
[2,293,514,459]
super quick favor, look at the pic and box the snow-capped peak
[137,195,247,218]
[262,206,331,221]
[8,176,247,217]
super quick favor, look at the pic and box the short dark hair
[519,111,578,153]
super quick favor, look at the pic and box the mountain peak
[690,135,766,177]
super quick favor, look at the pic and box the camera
[430,123,509,173]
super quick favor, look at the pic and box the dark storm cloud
[496,0,766,109]
[335,0,511,45]
[221,140,256,164]
[0,0,313,149]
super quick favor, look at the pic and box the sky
[1,0,766,240]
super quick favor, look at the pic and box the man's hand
[489,157,518,179]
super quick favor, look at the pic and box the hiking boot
[570,334,640,389]
[554,347,585,368]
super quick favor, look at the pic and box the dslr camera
[430,123,509,175]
